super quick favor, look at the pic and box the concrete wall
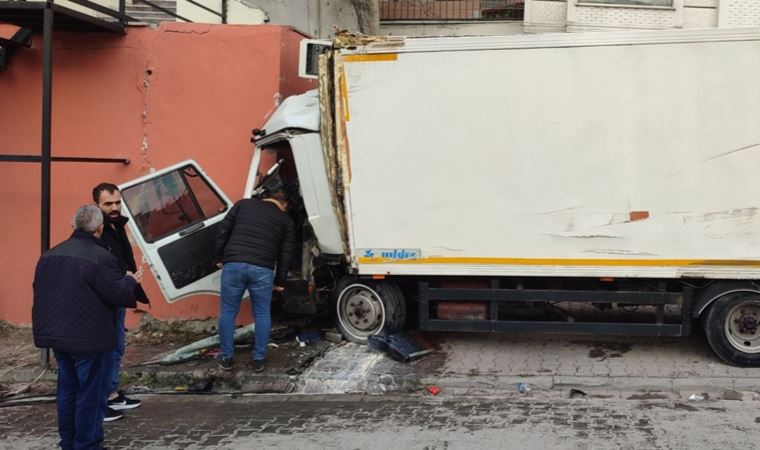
[525,0,760,32]
[179,0,361,37]
[381,20,523,36]
[0,24,315,326]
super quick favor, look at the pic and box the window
[380,0,524,21]
[579,0,673,7]
[122,165,227,243]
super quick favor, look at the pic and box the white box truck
[120,28,760,366]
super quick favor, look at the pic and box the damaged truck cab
[120,28,760,367]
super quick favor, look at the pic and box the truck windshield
[122,165,228,243]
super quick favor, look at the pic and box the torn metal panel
[318,50,350,259]
[333,31,405,52]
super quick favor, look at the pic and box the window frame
[121,164,229,244]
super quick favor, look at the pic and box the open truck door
[119,160,232,303]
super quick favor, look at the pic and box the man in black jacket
[93,183,149,419]
[33,204,139,450]
[213,190,295,372]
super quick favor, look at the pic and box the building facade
[525,0,760,33]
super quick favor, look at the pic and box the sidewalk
[2,320,760,399]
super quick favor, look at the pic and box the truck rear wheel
[704,292,760,367]
[333,278,406,344]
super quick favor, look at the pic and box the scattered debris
[627,392,669,400]
[569,388,587,399]
[427,386,441,396]
[296,330,322,347]
[688,393,708,401]
[324,329,344,343]
[517,382,532,394]
[143,324,255,366]
[366,332,434,363]
[721,390,743,401]
[188,377,214,393]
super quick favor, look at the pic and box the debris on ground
[569,388,587,398]
[143,324,255,366]
[367,332,434,363]
[296,330,322,347]
[427,386,441,396]
[324,329,344,343]
[517,382,532,394]
[689,393,709,401]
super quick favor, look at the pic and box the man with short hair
[214,190,295,372]
[33,204,140,450]
[92,182,149,420]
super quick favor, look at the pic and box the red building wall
[0,23,316,326]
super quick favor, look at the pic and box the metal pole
[40,0,54,368]
[119,0,126,26]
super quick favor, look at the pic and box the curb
[421,374,760,396]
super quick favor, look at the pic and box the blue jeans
[218,262,274,361]
[108,307,126,394]
[54,350,110,450]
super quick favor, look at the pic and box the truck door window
[121,165,227,243]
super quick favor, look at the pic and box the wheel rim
[724,297,760,353]
[336,284,386,341]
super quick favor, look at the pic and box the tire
[332,277,406,344]
[703,292,760,367]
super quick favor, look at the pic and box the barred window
[580,0,673,7]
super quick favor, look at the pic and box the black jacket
[100,215,149,303]
[32,231,138,353]
[214,198,295,285]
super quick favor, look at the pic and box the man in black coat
[92,182,149,419]
[213,189,295,372]
[33,204,140,450]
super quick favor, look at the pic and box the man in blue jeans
[214,189,295,372]
[93,183,150,421]
[32,204,139,450]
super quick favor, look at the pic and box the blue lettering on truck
[360,249,421,260]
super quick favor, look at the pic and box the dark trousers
[54,350,111,450]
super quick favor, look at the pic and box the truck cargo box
[328,29,760,280]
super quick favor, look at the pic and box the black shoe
[108,392,141,410]
[103,407,124,423]
[217,355,234,371]
[251,359,266,373]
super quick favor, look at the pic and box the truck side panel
[338,37,760,278]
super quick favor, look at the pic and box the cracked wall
[0,23,316,325]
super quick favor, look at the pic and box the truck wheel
[333,278,406,344]
[704,292,760,367]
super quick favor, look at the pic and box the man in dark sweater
[213,190,295,372]
[33,204,139,450]
[93,183,149,420]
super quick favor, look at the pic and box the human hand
[216,262,223,269]
[273,285,285,292]
[126,269,143,283]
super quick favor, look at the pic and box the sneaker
[251,359,266,373]
[108,392,141,410]
[103,407,123,423]
[217,355,234,371]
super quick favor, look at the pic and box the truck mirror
[299,39,332,79]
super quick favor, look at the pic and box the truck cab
[119,89,344,304]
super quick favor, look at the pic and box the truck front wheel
[333,278,406,344]
[704,292,760,367]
